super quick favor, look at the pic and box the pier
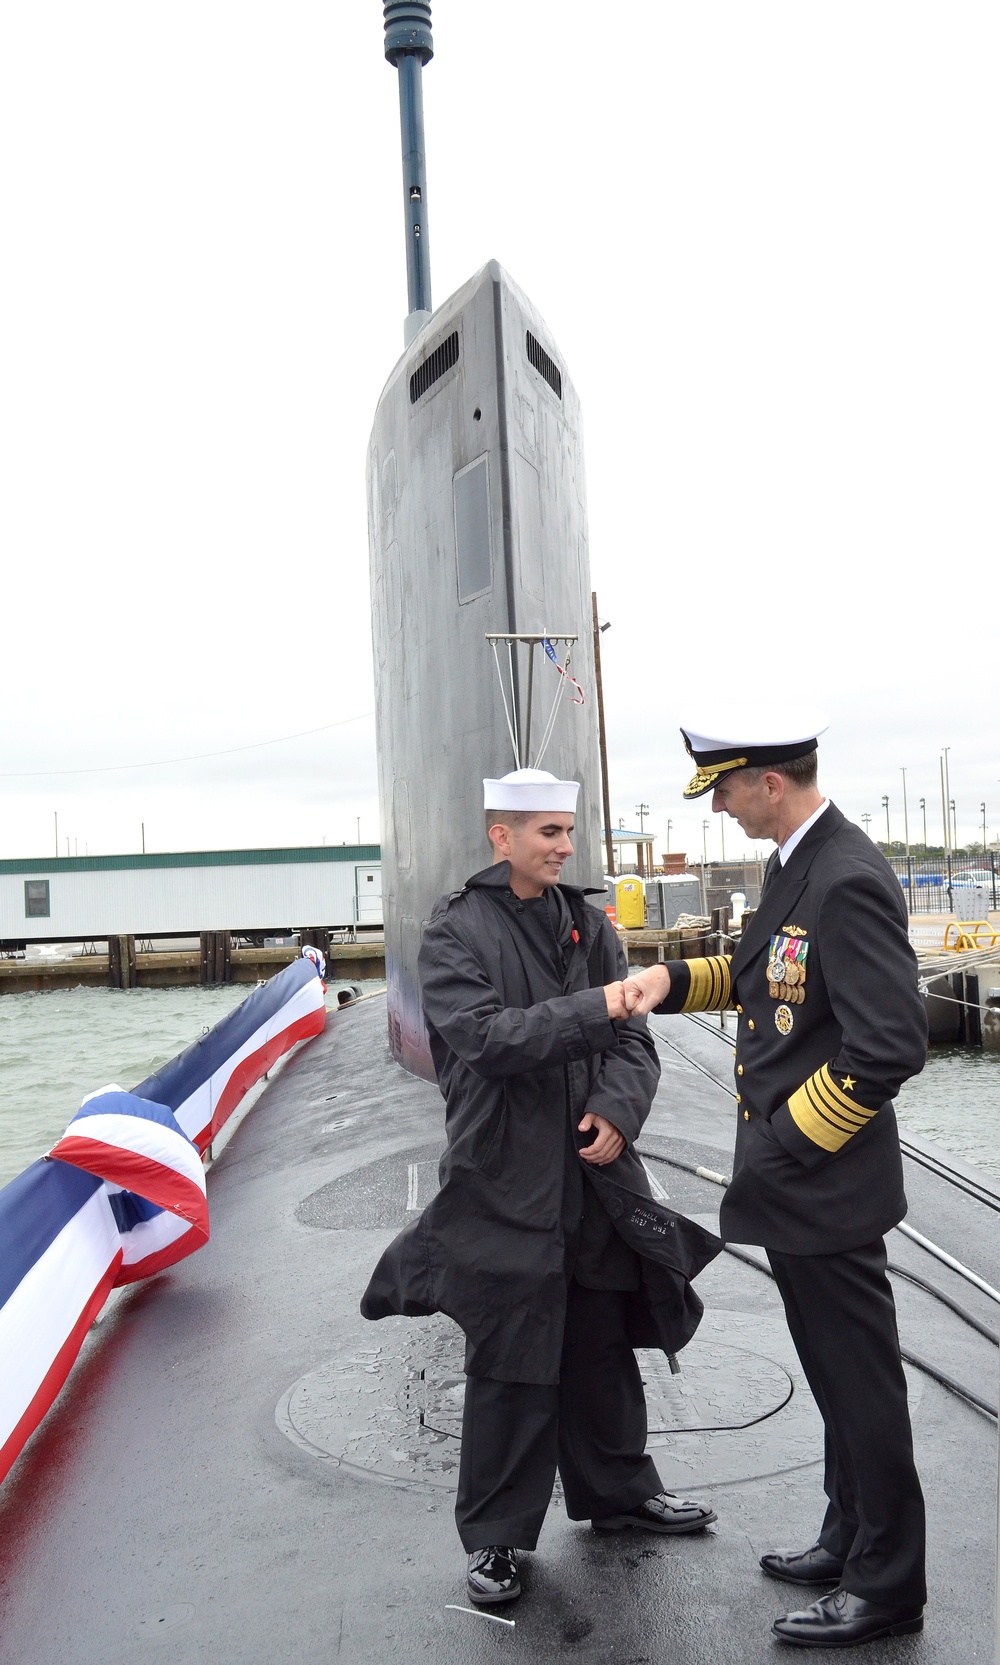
[0,936,385,994]
[620,908,1000,1049]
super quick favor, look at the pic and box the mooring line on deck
[638,1146,1000,1419]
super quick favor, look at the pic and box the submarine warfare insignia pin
[782,924,807,937]
[775,1003,794,1034]
[767,933,809,1003]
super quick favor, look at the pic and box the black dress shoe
[466,1546,520,1604]
[773,1587,924,1647]
[593,1491,717,1534]
[761,1545,846,1586]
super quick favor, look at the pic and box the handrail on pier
[943,920,1000,952]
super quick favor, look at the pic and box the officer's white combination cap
[483,768,580,812]
[679,709,829,800]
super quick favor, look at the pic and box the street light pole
[940,754,950,854]
[943,747,953,850]
[982,802,988,853]
[950,799,958,851]
[882,795,891,849]
[702,819,709,865]
[666,819,673,854]
[900,769,910,859]
[919,797,927,847]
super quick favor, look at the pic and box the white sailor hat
[679,710,829,800]
[483,768,580,813]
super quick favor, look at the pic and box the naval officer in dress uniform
[361,767,720,1607]
[624,717,929,1649]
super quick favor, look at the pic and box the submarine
[370,1,603,1079]
[0,7,999,1662]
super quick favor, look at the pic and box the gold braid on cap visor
[683,757,748,799]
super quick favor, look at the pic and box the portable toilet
[601,877,617,926]
[615,876,645,929]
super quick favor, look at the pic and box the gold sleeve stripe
[788,1082,851,1151]
[681,956,733,1013]
[809,1073,871,1129]
[817,1063,878,1118]
[802,1079,862,1135]
[788,1064,878,1151]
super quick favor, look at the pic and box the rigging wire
[897,1140,1000,1216]
[635,1158,998,1418]
[649,1022,738,1099]
[489,641,520,769]
[673,1016,1000,1215]
[531,650,568,769]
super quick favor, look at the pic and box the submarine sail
[370,6,603,1078]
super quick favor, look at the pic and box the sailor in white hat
[625,715,929,1648]
[362,764,719,1608]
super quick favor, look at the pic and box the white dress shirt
[778,799,831,866]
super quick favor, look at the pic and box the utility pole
[592,593,616,878]
[940,753,950,854]
[942,747,953,851]
[882,795,891,849]
[141,822,146,855]
[862,813,872,839]
[54,811,59,857]
[702,819,709,865]
[919,797,927,847]
[982,802,988,853]
[666,819,672,854]
[635,802,649,835]
[950,800,958,851]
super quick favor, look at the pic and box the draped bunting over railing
[0,952,327,1486]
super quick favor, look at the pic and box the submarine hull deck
[0,995,995,1663]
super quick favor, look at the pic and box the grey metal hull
[368,261,602,1077]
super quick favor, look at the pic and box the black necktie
[760,851,781,898]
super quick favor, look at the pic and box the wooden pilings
[200,931,232,984]
[299,928,332,959]
[108,934,137,989]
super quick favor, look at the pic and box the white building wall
[0,859,380,940]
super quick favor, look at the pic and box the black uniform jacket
[361,862,721,1385]
[656,805,927,1255]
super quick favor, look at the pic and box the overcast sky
[1,2,997,868]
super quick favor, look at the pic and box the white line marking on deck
[406,1163,420,1211]
[444,1605,515,1627]
[642,1159,669,1202]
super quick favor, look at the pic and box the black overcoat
[656,804,928,1255]
[361,862,721,1385]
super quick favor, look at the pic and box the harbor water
[0,981,385,1191]
[0,984,997,1194]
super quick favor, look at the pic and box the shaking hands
[603,963,672,1019]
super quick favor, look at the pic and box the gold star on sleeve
[840,1075,856,1091]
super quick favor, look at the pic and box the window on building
[25,879,50,918]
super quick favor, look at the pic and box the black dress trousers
[767,1240,926,1609]
[455,1281,662,1551]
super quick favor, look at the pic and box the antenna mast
[383,2,434,345]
